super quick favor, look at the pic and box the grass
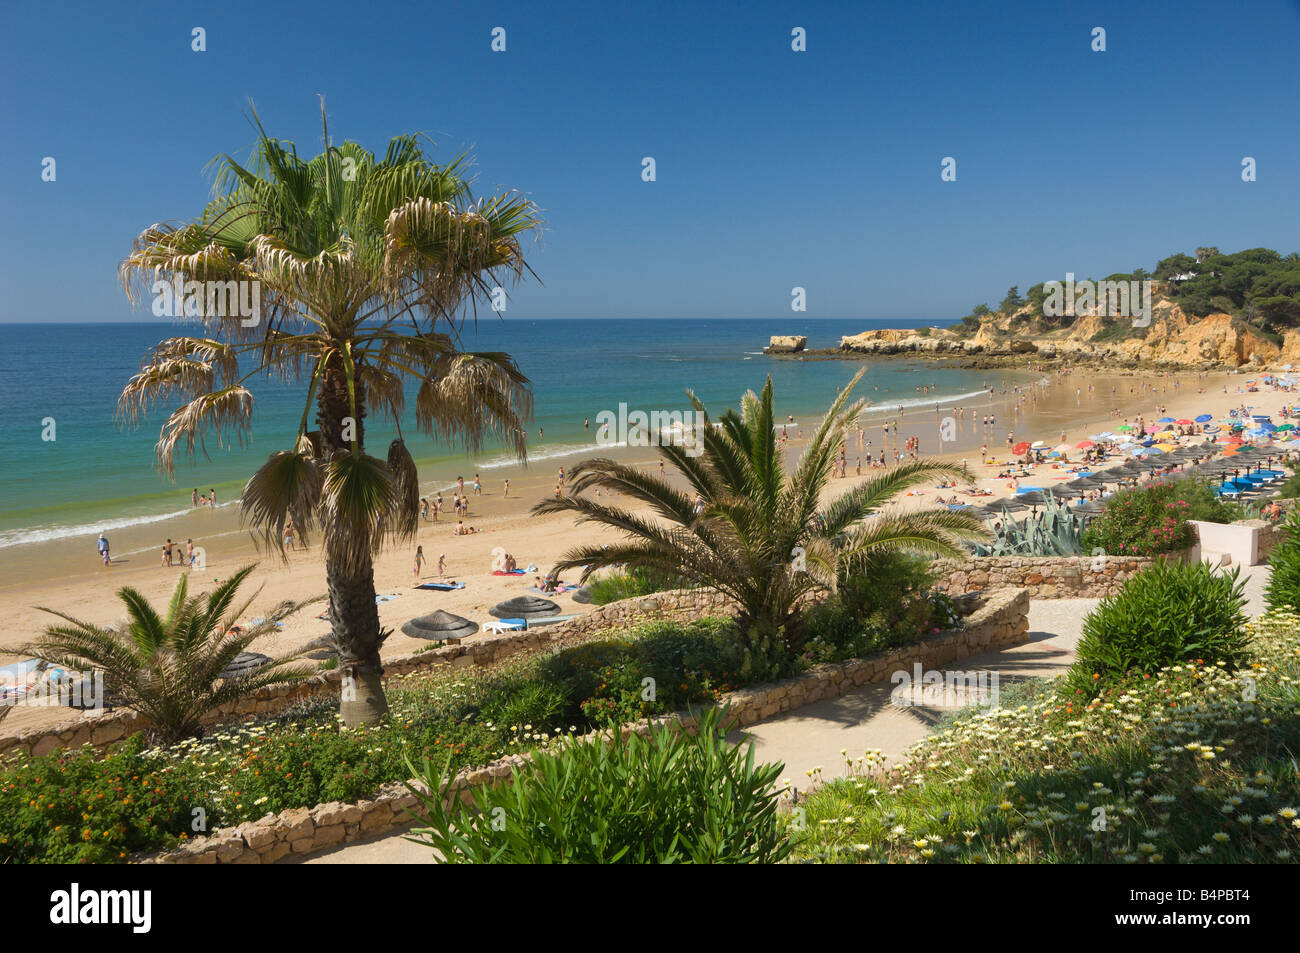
[787,610,1300,864]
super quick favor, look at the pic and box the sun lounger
[482,619,526,634]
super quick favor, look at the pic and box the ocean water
[0,318,1015,547]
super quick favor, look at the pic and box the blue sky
[2,0,1298,322]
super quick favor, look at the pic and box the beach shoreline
[0,361,1284,736]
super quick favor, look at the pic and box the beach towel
[416,582,466,591]
[527,584,578,595]
[491,569,526,576]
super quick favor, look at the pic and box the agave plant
[26,566,315,744]
[975,492,1085,556]
[116,103,541,725]
[533,370,985,654]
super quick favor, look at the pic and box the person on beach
[413,545,425,579]
[557,467,565,487]
[438,553,447,578]
[162,539,172,567]
[457,476,465,496]
[97,533,110,566]
[186,539,195,569]
[420,498,429,521]
[283,518,297,550]
[192,489,198,506]
[473,475,482,496]
[503,479,510,498]
[434,492,443,520]
[453,521,478,536]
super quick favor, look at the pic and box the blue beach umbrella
[1195,414,1213,423]
[1158,417,1175,423]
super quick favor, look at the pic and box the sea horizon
[0,317,1026,548]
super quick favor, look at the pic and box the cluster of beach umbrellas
[964,442,1287,523]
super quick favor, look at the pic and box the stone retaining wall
[0,588,734,759]
[929,555,1172,599]
[140,587,1029,864]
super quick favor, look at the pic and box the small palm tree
[117,103,541,725]
[27,566,315,744]
[533,370,985,648]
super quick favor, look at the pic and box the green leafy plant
[1265,508,1300,612]
[26,566,314,744]
[402,706,792,863]
[1067,560,1249,695]
[586,566,689,605]
[533,372,983,651]
[1080,481,1200,556]
[976,494,1085,556]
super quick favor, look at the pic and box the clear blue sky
[2,0,1298,322]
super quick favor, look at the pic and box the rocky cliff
[834,298,1292,370]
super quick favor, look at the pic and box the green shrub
[1080,481,1199,556]
[1067,560,1249,695]
[1265,508,1300,612]
[403,706,792,863]
[800,553,939,663]
[586,566,688,605]
[1273,469,1300,499]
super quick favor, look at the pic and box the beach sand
[0,362,1284,735]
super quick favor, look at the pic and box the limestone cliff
[836,297,1290,370]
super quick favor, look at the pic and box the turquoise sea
[0,319,1017,548]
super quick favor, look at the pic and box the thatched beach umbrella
[488,595,561,620]
[401,610,478,642]
[219,652,271,679]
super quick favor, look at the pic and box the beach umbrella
[1012,441,1031,454]
[302,635,337,661]
[1195,414,1213,423]
[1144,424,1160,433]
[219,652,271,679]
[401,610,479,642]
[1015,490,1047,505]
[1053,443,1073,455]
[1176,419,1193,426]
[1116,424,1134,432]
[488,595,561,620]
[1076,440,1096,449]
[1277,424,1295,432]
[1157,417,1175,424]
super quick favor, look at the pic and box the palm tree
[26,567,315,744]
[532,370,985,650]
[117,103,541,725]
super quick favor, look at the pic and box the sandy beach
[0,361,1282,734]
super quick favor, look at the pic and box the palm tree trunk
[327,547,388,725]
[318,355,389,726]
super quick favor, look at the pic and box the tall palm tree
[118,103,541,725]
[533,370,985,648]
[27,566,314,744]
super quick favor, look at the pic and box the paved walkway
[303,564,1273,864]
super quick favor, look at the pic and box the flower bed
[0,589,1028,864]
[789,609,1300,864]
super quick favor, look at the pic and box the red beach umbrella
[1075,440,1095,449]
[1012,441,1031,454]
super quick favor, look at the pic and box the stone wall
[0,588,735,759]
[140,588,1029,864]
[929,555,1166,599]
